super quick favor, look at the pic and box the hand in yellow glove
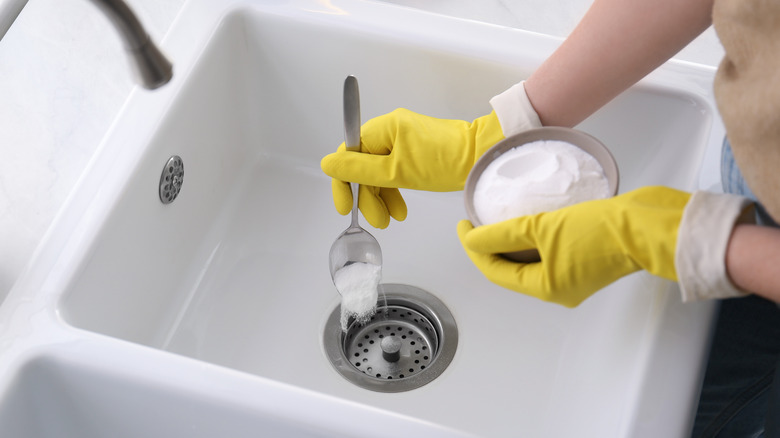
[321,81,542,229]
[321,108,505,229]
[457,186,753,307]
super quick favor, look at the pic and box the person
[321,0,780,435]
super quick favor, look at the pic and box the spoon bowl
[329,224,383,280]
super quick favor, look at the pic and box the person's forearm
[726,224,780,303]
[525,0,714,127]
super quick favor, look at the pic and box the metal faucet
[0,0,172,89]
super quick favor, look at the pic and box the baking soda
[474,140,610,224]
[334,262,382,332]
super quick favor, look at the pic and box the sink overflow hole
[159,155,184,204]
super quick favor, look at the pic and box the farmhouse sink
[0,0,725,436]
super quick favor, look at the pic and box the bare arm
[524,0,714,127]
[726,224,780,303]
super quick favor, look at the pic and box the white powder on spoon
[334,262,382,332]
[474,140,610,224]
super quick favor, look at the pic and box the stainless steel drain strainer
[323,284,458,392]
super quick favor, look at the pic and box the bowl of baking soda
[464,127,619,263]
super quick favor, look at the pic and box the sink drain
[323,284,458,392]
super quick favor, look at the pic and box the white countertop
[0,0,723,303]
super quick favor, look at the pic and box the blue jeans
[690,138,780,438]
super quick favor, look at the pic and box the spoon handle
[343,75,361,227]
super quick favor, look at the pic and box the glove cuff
[675,190,754,302]
[489,81,543,136]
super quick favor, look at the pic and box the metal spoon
[328,76,383,290]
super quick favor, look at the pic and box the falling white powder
[474,140,610,224]
[334,262,382,332]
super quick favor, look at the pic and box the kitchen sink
[0,1,724,436]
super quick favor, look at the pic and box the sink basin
[0,0,724,437]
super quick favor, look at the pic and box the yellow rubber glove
[457,186,690,307]
[321,108,505,229]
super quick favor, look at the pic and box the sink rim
[0,338,477,438]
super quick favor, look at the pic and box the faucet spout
[0,0,172,89]
[88,0,173,89]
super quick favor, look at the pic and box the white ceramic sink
[0,0,725,436]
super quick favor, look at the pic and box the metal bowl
[464,127,619,263]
